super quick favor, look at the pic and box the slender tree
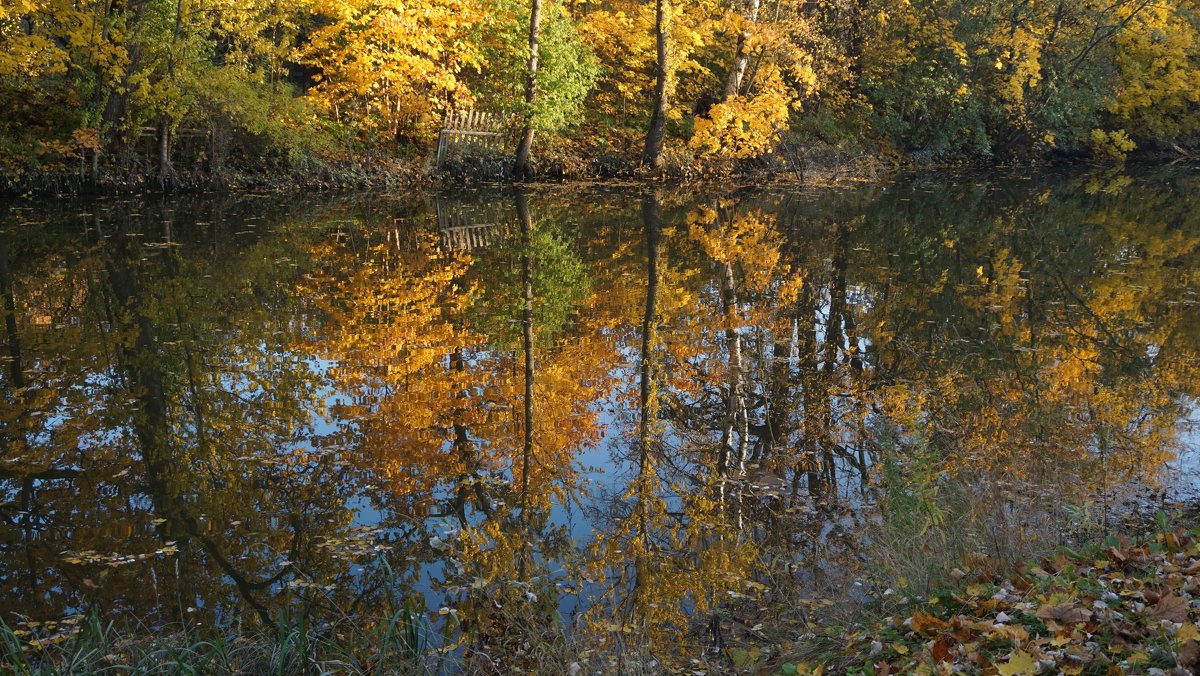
[514,0,543,175]
[721,0,760,100]
[643,0,669,170]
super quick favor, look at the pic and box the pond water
[1,167,1199,659]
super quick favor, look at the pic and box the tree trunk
[721,0,761,100]
[514,0,543,176]
[643,0,669,170]
[158,119,173,187]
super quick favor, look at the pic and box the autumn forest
[2,0,1200,186]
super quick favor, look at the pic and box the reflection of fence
[435,110,513,168]
[436,198,515,250]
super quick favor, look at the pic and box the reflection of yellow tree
[685,205,802,487]
[298,200,628,664]
[300,210,622,509]
[299,233,483,506]
[581,194,764,665]
[856,183,1200,506]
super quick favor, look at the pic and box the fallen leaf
[931,636,955,661]
[910,610,949,634]
[996,649,1038,676]
[1178,639,1200,668]
[1151,594,1189,623]
[1035,603,1093,625]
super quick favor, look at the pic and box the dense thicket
[1,0,1198,182]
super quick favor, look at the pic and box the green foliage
[472,216,592,347]
[477,0,600,135]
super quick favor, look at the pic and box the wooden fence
[435,110,514,168]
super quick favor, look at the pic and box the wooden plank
[444,130,503,138]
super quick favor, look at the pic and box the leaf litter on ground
[778,527,1200,675]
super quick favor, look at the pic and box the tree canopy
[2,1,1199,178]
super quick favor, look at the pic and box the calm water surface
[1,167,1199,651]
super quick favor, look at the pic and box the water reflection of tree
[299,191,621,669]
[0,197,395,632]
[581,172,1200,663]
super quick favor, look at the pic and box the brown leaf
[1152,594,1190,623]
[931,636,955,662]
[1047,554,1071,573]
[909,610,949,635]
[1035,603,1093,624]
[1109,622,1145,648]
[1177,639,1200,668]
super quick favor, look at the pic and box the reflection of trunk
[106,230,171,487]
[625,192,662,631]
[516,194,537,581]
[717,261,748,483]
[0,233,24,389]
[638,193,662,480]
[516,194,536,509]
[158,206,215,467]
[759,265,799,466]
[104,222,275,625]
[643,0,669,170]
[819,224,849,491]
[514,0,542,176]
[451,349,493,524]
[795,284,823,499]
[839,226,868,483]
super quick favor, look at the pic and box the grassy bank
[1,607,440,675]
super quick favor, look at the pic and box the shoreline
[4,148,1194,199]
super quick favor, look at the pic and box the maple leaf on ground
[995,649,1038,676]
[909,610,949,634]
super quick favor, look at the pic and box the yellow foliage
[300,0,486,139]
[690,70,792,158]
[1089,128,1137,160]
[1110,1,1200,139]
